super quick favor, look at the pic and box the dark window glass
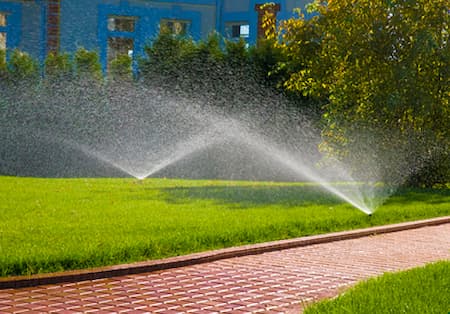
[161,19,190,35]
[231,25,240,38]
[107,16,135,32]
[107,37,134,64]
[228,23,250,39]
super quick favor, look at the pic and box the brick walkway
[1,223,449,313]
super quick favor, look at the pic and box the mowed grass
[304,261,450,314]
[0,176,449,277]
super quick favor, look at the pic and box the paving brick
[0,223,448,313]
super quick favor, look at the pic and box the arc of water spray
[227,132,375,215]
[75,117,375,215]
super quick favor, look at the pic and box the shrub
[224,39,248,66]
[74,48,102,79]
[0,49,6,70]
[8,49,39,81]
[406,149,450,188]
[44,52,73,79]
[109,55,133,80]
[0,49,6,81]
[139,30,197,79]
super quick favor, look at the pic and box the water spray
[0,79,397,214]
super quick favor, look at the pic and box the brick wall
[47,0,60,54]
[254,3,280,40]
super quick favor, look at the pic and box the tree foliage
[138,31,309,112]
[274,0,450,186]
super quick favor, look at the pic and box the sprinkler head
[368,213,372,217]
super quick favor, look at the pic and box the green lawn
[0,176,449,277]
[304,261,450,314]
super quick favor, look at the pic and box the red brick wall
[47,0,60,54]
[254,3,280,40]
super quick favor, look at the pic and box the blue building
[0,0,310,72]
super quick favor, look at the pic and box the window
[0,12,7,60]
[0,32,5,50]
[107,16,135,32]
[0,12,6,27]
[107,37,133,64]
[106,15,136,71]
[160,19,190,35]
[226,23,250,39]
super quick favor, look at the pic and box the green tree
[276,0,450,187]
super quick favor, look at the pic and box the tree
[275,0,450,187]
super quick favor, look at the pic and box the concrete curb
[1,216,449,289]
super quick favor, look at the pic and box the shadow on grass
[137,184,450,210]
[385,188,450,205]
[154,185,345,208]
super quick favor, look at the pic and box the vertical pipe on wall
[215,0,223,34]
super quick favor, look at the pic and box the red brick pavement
[1,223,449,313]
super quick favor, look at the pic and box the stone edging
[1,216,449,289]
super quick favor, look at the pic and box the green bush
[0,49,6,81]
[1,37,316,117]
[109,54,133,80]
[0,49,6,70]
[248,39,284,86]
[45,52,73,79]
[8,49,39,81]
[139,30,197,78]
[195,32,223,63]
[406,149,450,188]
[224,39,248,66]
[74,48,102,79]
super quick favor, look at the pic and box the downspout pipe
[215,0,223,34]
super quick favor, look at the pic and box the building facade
[0,0,311,72]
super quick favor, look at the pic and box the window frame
[105,15,137,73]
[107,36,134,63]
[107,15,136,33]
[0,32,6,51]
[0,12,7,27]
[0,2,23,61]
[160,18,191,36]
[0,12,7,56]
[225,22,250,39]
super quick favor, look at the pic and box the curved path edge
[1,216,449,290]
